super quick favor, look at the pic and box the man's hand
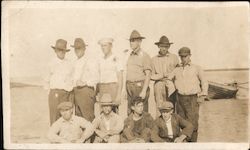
[174,134,186,143]
[139,90,147,99]
[197,95,207,104]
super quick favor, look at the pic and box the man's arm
[115,70,123,104]
[122,118,136,141]
[151,123,166,142]
[92,117,109,139]
[78,117,94,142]
[140,70,151,99]
[176,114,194,141]
[47,121,67,143]
[197,66,208,96]
[107,116,124,135]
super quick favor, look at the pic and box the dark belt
[126,80,144,84]
[50,89,69,93]
[75,85,94,90]
[177,93,197,97]
[98,82,117,85]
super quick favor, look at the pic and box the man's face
[161,109,173,121]
[74,47,85,59]
[102,105,113,115]
[130,39,141,51]
[132,102,144,115]
[180,55,191,64]
[101,43,112,56]
[158,45,170,55]
[60,108,73,121]
[55,49,66,60]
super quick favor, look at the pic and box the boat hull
[208,82,238,99]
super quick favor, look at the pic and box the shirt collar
[179,61,191,67]
[130,48,142,56]
[101,111,115,119]
[157,52,170,57]
[62,116,74,124]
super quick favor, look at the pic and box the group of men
[45,30,208,143]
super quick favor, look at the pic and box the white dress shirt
[45,58,74,91]
[165,117,173,138]
[73,56,99,88]
[99,54,124,83]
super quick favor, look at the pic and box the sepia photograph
[2,1,249,150]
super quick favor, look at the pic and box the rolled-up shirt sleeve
[79,117,94,140]
[143,53,152,72]
[47,120,63,143]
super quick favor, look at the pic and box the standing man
[125,30,152,114]
[92,94,124,143]
[45,39,74,125]
[151,36,179,114]
[167,47,208,142]
[96,38,124,114]
[71,38,99,122]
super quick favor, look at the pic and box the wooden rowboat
[208,81,238,99]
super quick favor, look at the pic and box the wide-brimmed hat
[71,38,88,49]
[99,94,116,106]
[51,39,70,52]
[57,101,73,110]
[178,47,191,56]
[158,101,174,110]
[155,36,173,46]
[129,30,145,40]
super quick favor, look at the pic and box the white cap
[98,38,114,45]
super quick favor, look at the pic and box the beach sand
[9,70,249,143]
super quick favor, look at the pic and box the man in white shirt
[45,39,74,125]
[167,47,208,142]
[96,38,124,115]
[47,101,94,143]
[71,38,99,122]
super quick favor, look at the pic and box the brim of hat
[179,53,191,56]
[99,102,116,106]
[155,42,173,46]
[51,46,70,52]
[70,45,88,48]
[128,37,146,40]
[57,107,73,110]
[158,107,173,110]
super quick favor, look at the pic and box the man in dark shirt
[120,97,154,143]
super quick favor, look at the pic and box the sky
[3,2,249,78]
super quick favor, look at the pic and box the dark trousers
[121,127,151,143]
[74,86,95,122]
[48,89,70,125]
[126,81,150,115]
[177,93,199,142]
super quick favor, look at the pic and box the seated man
[151,101,194,143]
[121,97,154,143]
[92,94,124,143]
[47,101,94,143]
